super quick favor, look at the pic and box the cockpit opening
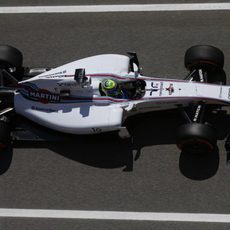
[99,79,146,100]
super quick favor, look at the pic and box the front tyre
[206,68,226,85]
[184,45,224,71]
[177,123,217,155]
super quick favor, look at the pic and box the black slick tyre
[177,123,217,155]
[206,69,226,85]
[184,45,224,71]
[0,45,23,69]
[0,121,11,150]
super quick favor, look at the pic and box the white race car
[0,45,229,155]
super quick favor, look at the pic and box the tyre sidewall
[0,121,11,149]
[185,45,224,71]
[177,123,217,154]
[0,45,23,68]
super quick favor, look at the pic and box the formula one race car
[0,44,229,156]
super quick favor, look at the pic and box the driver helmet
[101,79,122,97]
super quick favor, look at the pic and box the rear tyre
[0,45,23,68]
[177,123,217,155]
[0,45,23,81]
[0,121,11,151]
[185,45,224,71]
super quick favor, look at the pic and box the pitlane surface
[1,219,230,230]
[0,7,230,230]
[1,0,230,6]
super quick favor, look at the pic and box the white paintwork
[24,54,130,80]
[14,54,230,135]
[15,93,124,134]
[21,54,130,94]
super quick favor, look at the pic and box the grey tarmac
[0,2,230,230]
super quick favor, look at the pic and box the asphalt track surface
[1,1,230,230]
[1,0,230,6]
